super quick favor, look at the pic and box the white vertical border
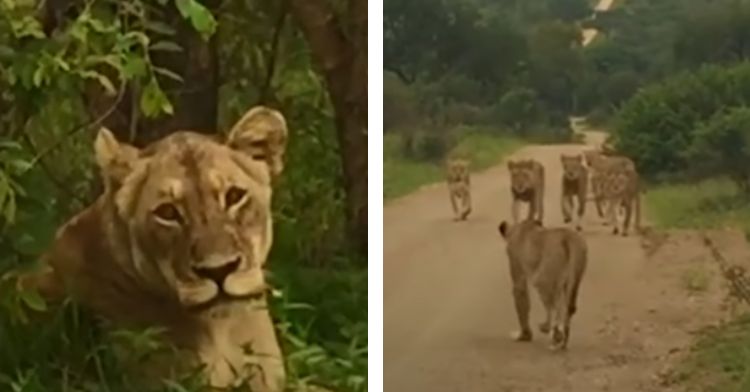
[368,0,384,391]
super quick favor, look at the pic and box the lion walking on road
[446,158,472,220]
[508,159,545,224]
[560,154,588,231]
[498,220,588,351]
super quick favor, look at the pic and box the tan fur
[560,154,587,231]
[508,159,545,224]
[18,106,288,391]
[445,158,472,221]
[583,149,635,217]
[584,149,641,236]
[497,220,588,351]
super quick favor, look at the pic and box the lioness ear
[226,106,288,176]
[94,127,139,186]
[507,160,515,170]
[498,221,509,238]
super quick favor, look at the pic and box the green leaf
[84,54,122,73]
[80,70,117,96]
[140,79,174,117]
[31,66,45,87]
[153,66,184,82]
[3,190,15,224]
[123,55,147,79]
[144,20,176,36]
[123,31,151,48]
[87,17,115,33]
[150,40,183,52]
[174,0,217,40]
[175,0,192,19]
[8,158,32,173]
[19,289,47,312]
[10,16,45,39]
[189,3,217,40]
[52,56,71,71]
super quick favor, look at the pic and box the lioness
[584,149,641,235]
[445,158,472,221]
[600,164,641,236]
[19,106,288,391]
[507,159,545,224]
[583,149,635,218]
[497,220,587,351]
[560,154,587,231]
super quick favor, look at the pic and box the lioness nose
[193,257,241,284]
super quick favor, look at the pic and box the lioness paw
[511,329,533,342]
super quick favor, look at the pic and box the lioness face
[447,161,468,183]
[94,107,288,308]
[561,154,584,181]
[508,160,535,193]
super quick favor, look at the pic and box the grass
[671,314,750,392]
[383,130,523,200]
[645,178,750,236]
[680,267,711,294]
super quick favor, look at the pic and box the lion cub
[497,220,588,350]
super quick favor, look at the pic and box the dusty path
[582,0,615,46]
[383,118,732,391]
[384,125,647,391]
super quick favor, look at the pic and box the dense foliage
[0,0,366,391]
[578,0,750,121]
[383,0,588,166]
[611,62,750,183]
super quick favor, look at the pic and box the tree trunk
[288,0,368,255]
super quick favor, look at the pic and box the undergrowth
[673,313,750,392]
[645,178,750,238]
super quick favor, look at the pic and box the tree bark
[288,0,368,256]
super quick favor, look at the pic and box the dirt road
[582,0,615,46]
[383,120,733,391]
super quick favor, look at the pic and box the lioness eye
[153,203,181,222]
[225,186,247,208]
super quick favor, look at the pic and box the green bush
[612,62,750,179]
[685,107,750,193]
[495,87,540,132]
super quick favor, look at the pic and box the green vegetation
[384,131,523,200]
[645,178,750,235]
[384,0,581,152]
[384,0,592,200]
[671,314,750,392]
[0,0,366,391]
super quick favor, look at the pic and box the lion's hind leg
[534,283,555,337]
[549,286,572,351]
